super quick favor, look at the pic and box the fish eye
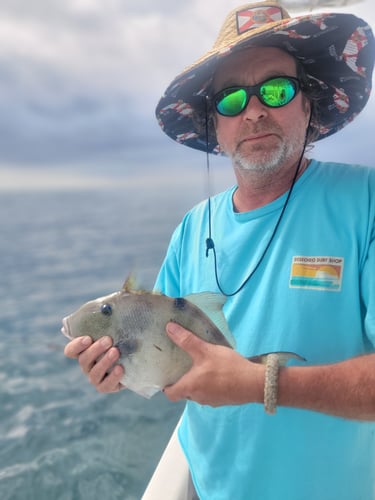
[100,303,112,316]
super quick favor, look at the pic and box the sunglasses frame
[213,76,301,117]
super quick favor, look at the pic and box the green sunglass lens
[217,88,247,116]
[260,78,296,107]
[215,78,298,115]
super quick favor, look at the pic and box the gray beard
[231,126,303,174]
[233,148,284,173]
[232,135,302,173]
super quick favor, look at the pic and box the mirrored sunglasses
[213,76,301,117]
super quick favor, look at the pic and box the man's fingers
[86,346,120,385]
[64,336,93,358]
[95,364,125,393]
[163,376,189,402]
[79,338,125,392]
[64,336,125,393]
[77,336,113,374]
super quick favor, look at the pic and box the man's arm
[163,322,375,421]
[278,354,375,420]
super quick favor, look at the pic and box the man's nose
[242,95,268,121]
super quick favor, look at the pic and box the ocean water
[0,168,233,500]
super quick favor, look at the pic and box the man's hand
[64,336,125,393]
[163,322,265,407]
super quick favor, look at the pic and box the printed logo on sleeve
[289,256,344,292]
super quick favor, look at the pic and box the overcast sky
[0,0,373,188]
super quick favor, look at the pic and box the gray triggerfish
[61,277,236,398]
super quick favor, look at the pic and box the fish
[61,277,236,398]
[61,277,306,399]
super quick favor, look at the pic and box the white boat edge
[141,418,197,500]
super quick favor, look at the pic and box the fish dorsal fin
[184,292,236,348]
[122,274,135,292]
[122,273,145,294]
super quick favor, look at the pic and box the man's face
[213,47,311,173]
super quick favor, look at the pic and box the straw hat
[155,1,375,154]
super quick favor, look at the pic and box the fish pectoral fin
[184,292,236,348]
[248,351,306,366]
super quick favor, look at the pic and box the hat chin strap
[205,105,313,297]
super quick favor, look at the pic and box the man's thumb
[166,322,204,357]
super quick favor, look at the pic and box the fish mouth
[61,317,72,339]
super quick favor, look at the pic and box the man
[65,2,375,499]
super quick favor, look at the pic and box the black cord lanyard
[204,97,311,297]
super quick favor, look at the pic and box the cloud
[0,0,217,167]
[0,0,373,172]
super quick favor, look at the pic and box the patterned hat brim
[155,11,375,154]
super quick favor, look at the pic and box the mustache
[238,121,283,140]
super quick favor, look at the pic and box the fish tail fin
[248,351,306,366]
